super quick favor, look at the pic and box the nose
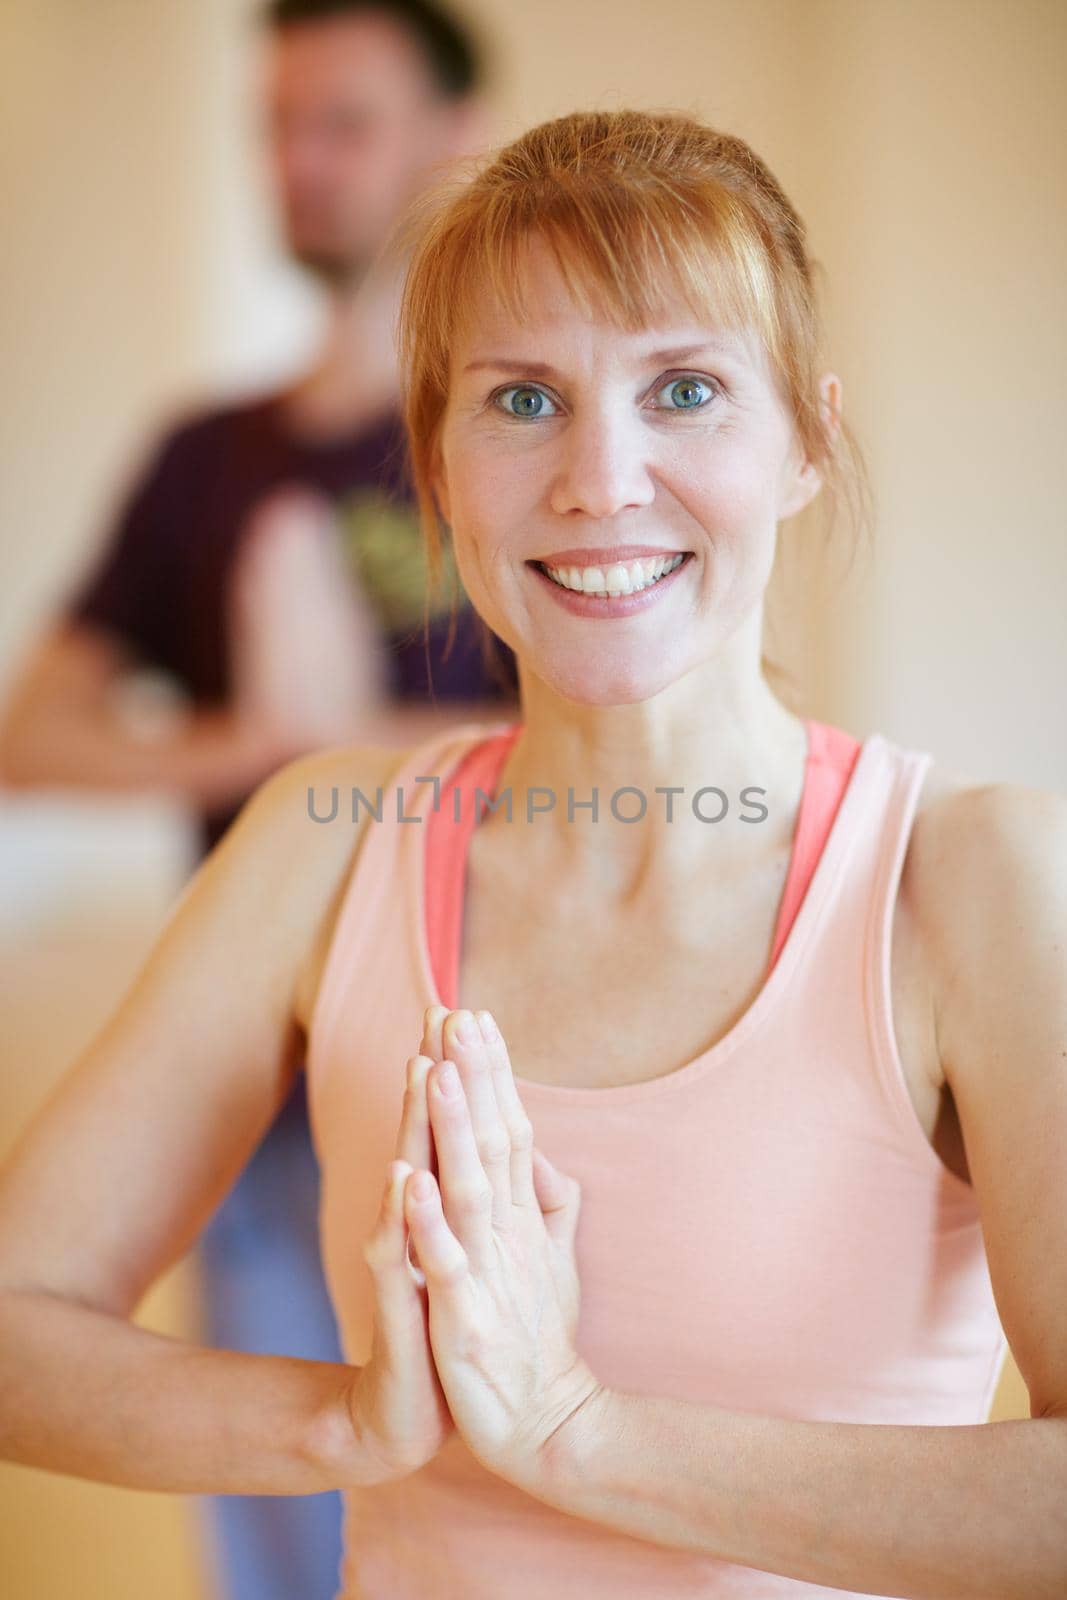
[548,408,655,520]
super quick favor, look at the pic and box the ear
[780,371,842,520]
[818,370,843,451]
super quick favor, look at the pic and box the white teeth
[542,553,685,597]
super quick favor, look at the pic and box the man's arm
[0,623,299,814]
[0,621,515,811]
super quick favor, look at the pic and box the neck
[280,258,405,442]
[489,611,809,898]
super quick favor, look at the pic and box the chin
[288,242,365,289]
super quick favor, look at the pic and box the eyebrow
[461,338,748,379]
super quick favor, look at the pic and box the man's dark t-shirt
[67,395,517,853]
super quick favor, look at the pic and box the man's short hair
[261,0,482,100]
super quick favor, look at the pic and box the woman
[1,110,1064,1599]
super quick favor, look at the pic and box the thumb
[361,1161,425,1343]
[532,1147,582,1251]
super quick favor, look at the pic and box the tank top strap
[831,731,933,970]
[424,722,522,1008]
[306,721,509,1087]
[768,719,863,968]
[859,730,942,1159]
[767,727,943,1181]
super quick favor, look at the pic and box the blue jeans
[196,1073,344,1600]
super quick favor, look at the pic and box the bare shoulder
[906,757,1066,921]
[902,756,1067,1086]
[248,739,414,850]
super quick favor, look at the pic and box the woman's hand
[401,1007,604,1494]
[343,1050,454,1481]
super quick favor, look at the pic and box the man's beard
[289,245,374,294]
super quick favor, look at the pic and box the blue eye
[493,385,558,419]
[654,375,716,411]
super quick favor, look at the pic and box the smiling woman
[0,107,1064,1600]
[305,108,1063,1596]
[397,112,871,704]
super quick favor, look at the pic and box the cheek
[437,454,505,588]
[342,124,413,201]
[447,527,524,658]
[445,441,540,547]
[681,434,785,549]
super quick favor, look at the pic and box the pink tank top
[307,719,1007,1600]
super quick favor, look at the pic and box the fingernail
[412,1171,434,1200]
[453,1011,479,1044]
[435,1060,460,1096]
[477,1011,498,1040]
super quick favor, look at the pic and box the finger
[420,1005,450,1062]
[397,1056,437,1279]
[475,1011,537,1207]
[396,1055,436,1177]
[405,1229,426,1289]
[441,1011,513,1229]
[404,1169,469,1293]
[361,1161,424,1342]
[426,1059,496,1269]
[532,1148,582,1252]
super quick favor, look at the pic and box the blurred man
[0,3,514,1597]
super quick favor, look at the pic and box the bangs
[400,165,785,395]
[490,185,780,355]
[435,180,783,372]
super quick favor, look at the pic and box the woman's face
[433,234,827,705]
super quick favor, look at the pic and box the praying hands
[348,1004,603,1496]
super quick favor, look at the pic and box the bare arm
[0,623,515,813]
[0,624,304,814]
[0,741,411,1495]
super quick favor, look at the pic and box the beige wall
[1,1,206,670]
[0,1,1059,1595]
[799,0,1067,786]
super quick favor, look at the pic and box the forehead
[452,235,767,376]
[266,14,436,107]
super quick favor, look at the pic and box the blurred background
[1,0,1062,1594]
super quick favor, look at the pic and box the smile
[527,552,692,618]
[534,553,688,598]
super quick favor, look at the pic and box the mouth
[525,551,693,617]
[528,551,692,599]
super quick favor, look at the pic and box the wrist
[515,1368,620,1505]
[301,1369,408,1490]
